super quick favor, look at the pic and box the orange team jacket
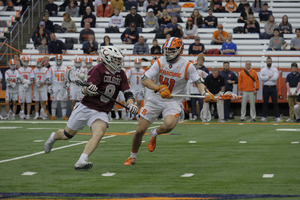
[97,4,113,17]
[212,30,228,42]
[238,69,260,92]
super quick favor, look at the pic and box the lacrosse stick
[68,70,131,110]
[67,68,87,83]
[57,89,68,101]
[172,93,242,100]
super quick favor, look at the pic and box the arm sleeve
[133,44,137,54]
[87,66,102,85]
[188,64,200,83]
[259,68,268,81]
[238,73,242,91]
[233,72,238,84]
[120,18,125,28]
[270,68,279,81]
[145,44,149,54]
[144,61,160,79]
[255,72,260,90]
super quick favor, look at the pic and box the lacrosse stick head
[57,89,68,101]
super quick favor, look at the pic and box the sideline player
[0,70,2,119]
[32,57,49,120]
[4,59,19,120]
[47,54,69,120]
[44,46,139,170]
[17,56,33,120]
[124,37,214,165]
[70,57,85,110]
[126,58,145,119]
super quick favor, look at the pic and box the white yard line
[0,135,115,164]
[0,121,164,125]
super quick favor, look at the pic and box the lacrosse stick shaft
[80,82,130,110]
[172,94,242,100]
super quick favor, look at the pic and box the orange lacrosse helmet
[21,56,30,66]
[37,57,44,68]
[163,37,184,62]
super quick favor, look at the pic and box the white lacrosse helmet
[99,46,124,71]
[36,57,44,68]
[85,57,93,69]
[8,59,16,70]
[56,54,63,66]
[74,57,82,68]
[21,56,30,67]
[134,58,142,69]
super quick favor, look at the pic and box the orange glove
[204,90,214,102]
[155,85,172,99]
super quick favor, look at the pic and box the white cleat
[275,117,282,122]
[40,108,48,120]
[19,110,25,120]
[261,117,267,122]
[44,132,56,153]
[74,160,93,170]
[34,115,39,120]
[26,115,30,120]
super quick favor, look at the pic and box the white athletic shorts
[33,86,47,101]
[5,92,18,101]
[70,87,83,101]
[132,89,144,101]
[139,99,182,123]
[67,102,109,131]
[18,89,32,103]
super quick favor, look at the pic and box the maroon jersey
[81,63,130,112]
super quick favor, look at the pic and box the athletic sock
[35,112,39,117]
[130,152,137,158]
[115,112,119,119]
[51,109,56,117]
[62,108,67,117]
[189,113,192,118]
[79,153,88,162]
[151,129,158,137]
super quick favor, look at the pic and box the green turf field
[0,119,299,200]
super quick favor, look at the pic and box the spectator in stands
[279,15,293,36]
[145,8,159,29]
[204,8,218,28]
[183,18,198,39]
[12,0,28,14]
[81,6,96,28]
[286,62,300,122]
[211,24,228,45]
[108,8,125,28]
[147,0,162,18]
[96,0,113,18]
[39,12,54,33]
[38,38,49,54]
[164,16,183,38]
[166,0,182,22]
[244,14,260,34]
[34,28,49,48]
[252,0,263,13]
[32,21,51,42]
[66,0,79,17]
[290,28,300,51]
[203,67,225,123]
[125,0,138,12]
[220,61,238,121]
[82,34,98,54]
[48,33,66,54]
[236,0,248,13]
[125,6,144,31]
[260,15,278,39]
[45,0,58,16]
[94,0,102,15]
[121,22,139,44]
[209,0,223,13]
[191,9,204,28]
[133,36,149,54]
[150,38,161,54]
[100,35,113,46]
[221,34,237,55]
[13,52,22,69]
[195,0,208,12]
[111,0,124,12]
[260,56,281,122]
[79,0,94,16]
[197,55,209,74]
[59,0,78,12]
[158,9,171,27]
[79,22,95,44]
[161,33,171,53]
[237,3,252,23]
[268,28,287,51]
[188,36,205,55]
[62,12,77,32]
[259,2,272,22]
[225,0,237,13]
[238,60,259,122]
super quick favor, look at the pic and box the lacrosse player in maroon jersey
[44,46,139,170]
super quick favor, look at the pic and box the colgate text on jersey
[104,75,121,85]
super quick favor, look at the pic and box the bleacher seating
[21,0,300,69]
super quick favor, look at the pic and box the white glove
[82,84,98,96]
[218,91,224,97]
[23,79,31,85]
[10,82,16,88]
[47,86,53,94]
[231,93,238,100]
[126,103,139,115]
[23,84,29,90]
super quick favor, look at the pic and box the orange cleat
[124,157,136,165]
[148,137,157,152]
[63,116,69,120]
[50,116,55,120]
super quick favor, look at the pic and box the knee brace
[64,129,73,139]
[52,101,58,109]
[60,101,67,108]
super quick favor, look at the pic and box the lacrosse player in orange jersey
[124,37,214,165]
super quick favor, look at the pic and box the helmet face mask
[37,57,44,68]
[56,54,63,66]
[99,46,124,72]
[85,58,93,69]
[22,56,30,67]
[74,58,82,68]
[9,59,16,70]
[164,37,184,62]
